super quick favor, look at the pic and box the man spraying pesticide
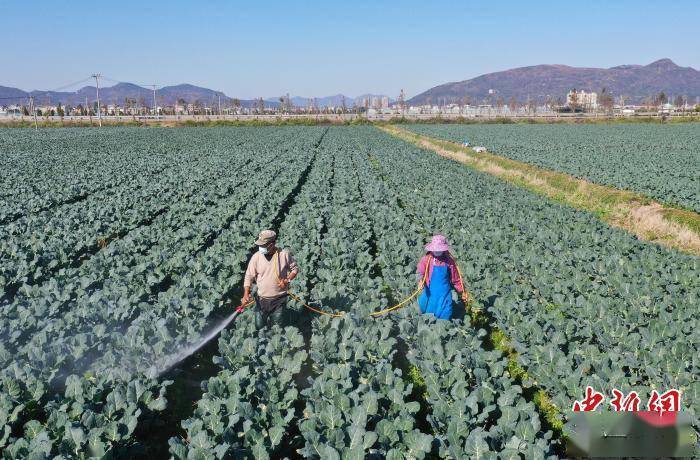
[241,230,299,329]
[152,230,297,375]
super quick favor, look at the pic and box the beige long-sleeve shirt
[244,249,298,298]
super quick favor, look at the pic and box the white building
[407,106,421,115]
[567,89,598,110]
[37,105,57,115]
[381,96,389,108]
[5,104,23,115]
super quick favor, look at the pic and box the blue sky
[2,0,698,99]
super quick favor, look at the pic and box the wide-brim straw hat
[255,229,277,246]
[425,234,450,252]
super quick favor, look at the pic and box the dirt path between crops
[381,125,700,257]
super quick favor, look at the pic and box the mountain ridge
[0,83,392,109]
[408,59,700,105]
[408,58,700,104]
[4,58,696,108]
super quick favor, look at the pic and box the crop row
[2,126,696,457]
[0,134,261,298]
[0,126,306,298]
[346,126,557,457]
[365,126,699,419]
[0,128,179,223]
[0,128,280,223]
[0,127,327,457]
[173,127,557,458]
[405,123,700,212]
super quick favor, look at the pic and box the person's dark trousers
[255,294,288,330]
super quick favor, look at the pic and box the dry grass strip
[381,125,700,257]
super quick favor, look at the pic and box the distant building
[381,96,389,108]
[371,96,381,109]
[567,89,598,110]
[6,104,23,115]
[37,105,57,115]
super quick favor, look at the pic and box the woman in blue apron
[416,234,468,320]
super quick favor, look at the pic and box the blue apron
[418,263,453,320]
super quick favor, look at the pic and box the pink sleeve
[416,255,427,281]
[449,259,464,292]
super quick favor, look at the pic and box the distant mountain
[156,84,227,106]
[0,85,28,101]
[1,82,381,109]
[0,82,274,108]
[408,59,700,105]
[2,83,186,106]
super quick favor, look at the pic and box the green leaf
[251,441,270,460]
[268,425,284,448]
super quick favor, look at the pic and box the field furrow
[405,123,700,212]
[1,125,696,458]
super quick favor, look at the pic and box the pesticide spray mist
[148,310,239,378]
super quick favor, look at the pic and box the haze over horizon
[2,0,699,99]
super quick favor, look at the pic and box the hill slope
[2,82,393,110]
[408,59,700,104]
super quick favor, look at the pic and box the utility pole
[29,96,38,130]
[149,85,157,117]
[91,73,102,126]
[218,94,221,116]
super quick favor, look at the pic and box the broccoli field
[0,126,698,458]
[405,123,700,212]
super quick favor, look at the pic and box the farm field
[0,126,698,458]
[405,123,700,213]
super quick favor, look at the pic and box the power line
[0,76,94,102]
[100,75,162,113]
[101,75,161,89]
[45,77,94,93]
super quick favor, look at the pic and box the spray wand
[232,299,255,321]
